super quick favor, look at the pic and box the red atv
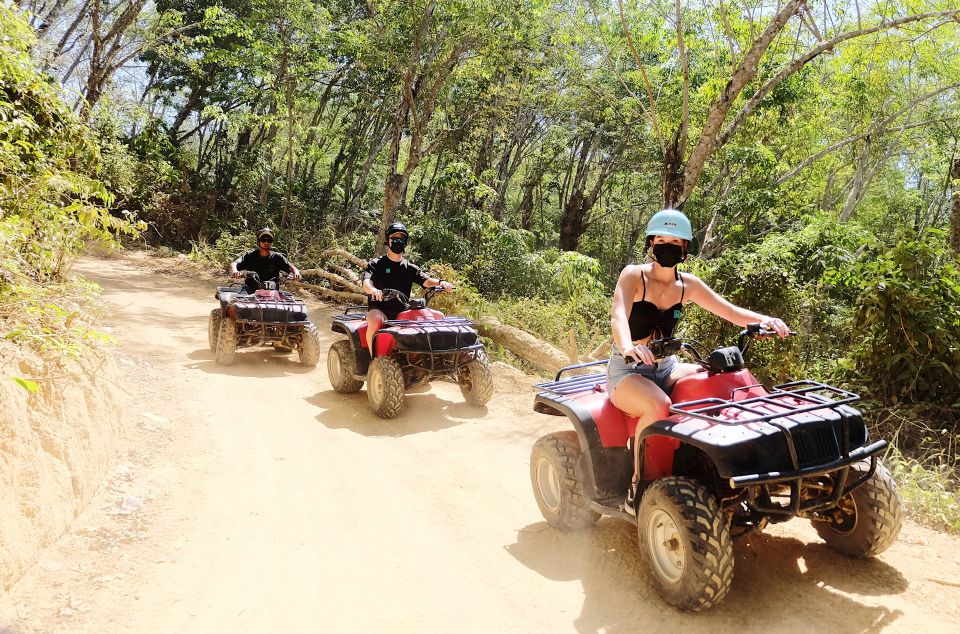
[530,325,901,611]
[208,271,321,366]
[326,287,494,418]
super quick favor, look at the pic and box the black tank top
[627,269,685,341]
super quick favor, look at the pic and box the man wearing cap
[228,227,302,293]
[362,222,453,352]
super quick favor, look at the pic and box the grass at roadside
[887,449,960,535]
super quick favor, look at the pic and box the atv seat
[215,287,251,303]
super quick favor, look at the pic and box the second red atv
[530,325,901,611]
[326,287,494,418]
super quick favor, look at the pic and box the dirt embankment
[0,342,124,590]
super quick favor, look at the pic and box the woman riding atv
[610,209,790,514]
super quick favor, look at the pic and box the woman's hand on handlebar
[624,343,656,365]
[231,269,244,280]
[759,316,790,337]
[368,287,383,301]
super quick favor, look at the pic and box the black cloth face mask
[388,237,407,254]
[652,243,684,268]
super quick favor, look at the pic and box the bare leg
[365,309,386,353]
[610,375,671,482]
[667,362,703,387]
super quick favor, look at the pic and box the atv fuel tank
[670,368,767,405]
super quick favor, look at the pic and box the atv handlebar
[737,323,797,359]
[232,270,288,291]
[375,284,450,308]
[623,325,796,368]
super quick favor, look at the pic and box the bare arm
[684,274,789,335]
[362,276,382,301]
[362,260,382,301]
[228,254,246,278]
[423,277,454,291]
[611,266,640,355]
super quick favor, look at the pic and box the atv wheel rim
[535,458,562,514]
[827,496,858,535]
[646,509,685,584]
[329,350,343,384]
[369,366,384,403]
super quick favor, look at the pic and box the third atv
[529,325,902,611]
[208,271,321,366]
[326,287,494,418]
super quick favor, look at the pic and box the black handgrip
[648,337,682,358]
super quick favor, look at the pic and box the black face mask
[388,237,407,254]
[652,243,684,268]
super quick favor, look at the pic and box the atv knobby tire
[298,321,321,366]
[458,350,494,407]
[637,476,733,612]
[215,319,238,365]
[530,431,601,530]
[367,356,405,418]
[812,460,902,557]
[328,340,363,393]
[208,308,222,353]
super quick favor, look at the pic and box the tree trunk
[558,191,586,251]
[662,133,686,209]
[951,154,960,253]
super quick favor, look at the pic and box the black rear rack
[669,381,859,424]
[533,364,608,396]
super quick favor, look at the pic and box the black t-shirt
[234,249,293,285]
[364,255,429,317]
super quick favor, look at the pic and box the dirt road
[1,253,959,633]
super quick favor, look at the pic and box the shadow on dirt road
[506,519,906,633]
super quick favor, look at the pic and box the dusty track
[1,252,959,633]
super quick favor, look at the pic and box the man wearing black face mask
[362,222,454,352]
[608,209,790,516]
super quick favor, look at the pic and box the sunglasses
[259,236,274,243]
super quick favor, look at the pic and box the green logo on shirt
[386,267,391,273]
[674,309,681,319]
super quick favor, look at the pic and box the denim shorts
[607,352,679,394]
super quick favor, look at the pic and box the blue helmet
[645,209,692,242]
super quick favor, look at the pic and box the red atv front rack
[669,381,860,424]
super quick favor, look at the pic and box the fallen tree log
[286,280,366,304]
[476,316,571,375]
[330,263,360,283]
[320,248,367,270]
[299,268,364,294]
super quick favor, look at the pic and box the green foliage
[11,377,40,393]
[189,231,257,267]
[838,230,960,406]
[0,6,142,281]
